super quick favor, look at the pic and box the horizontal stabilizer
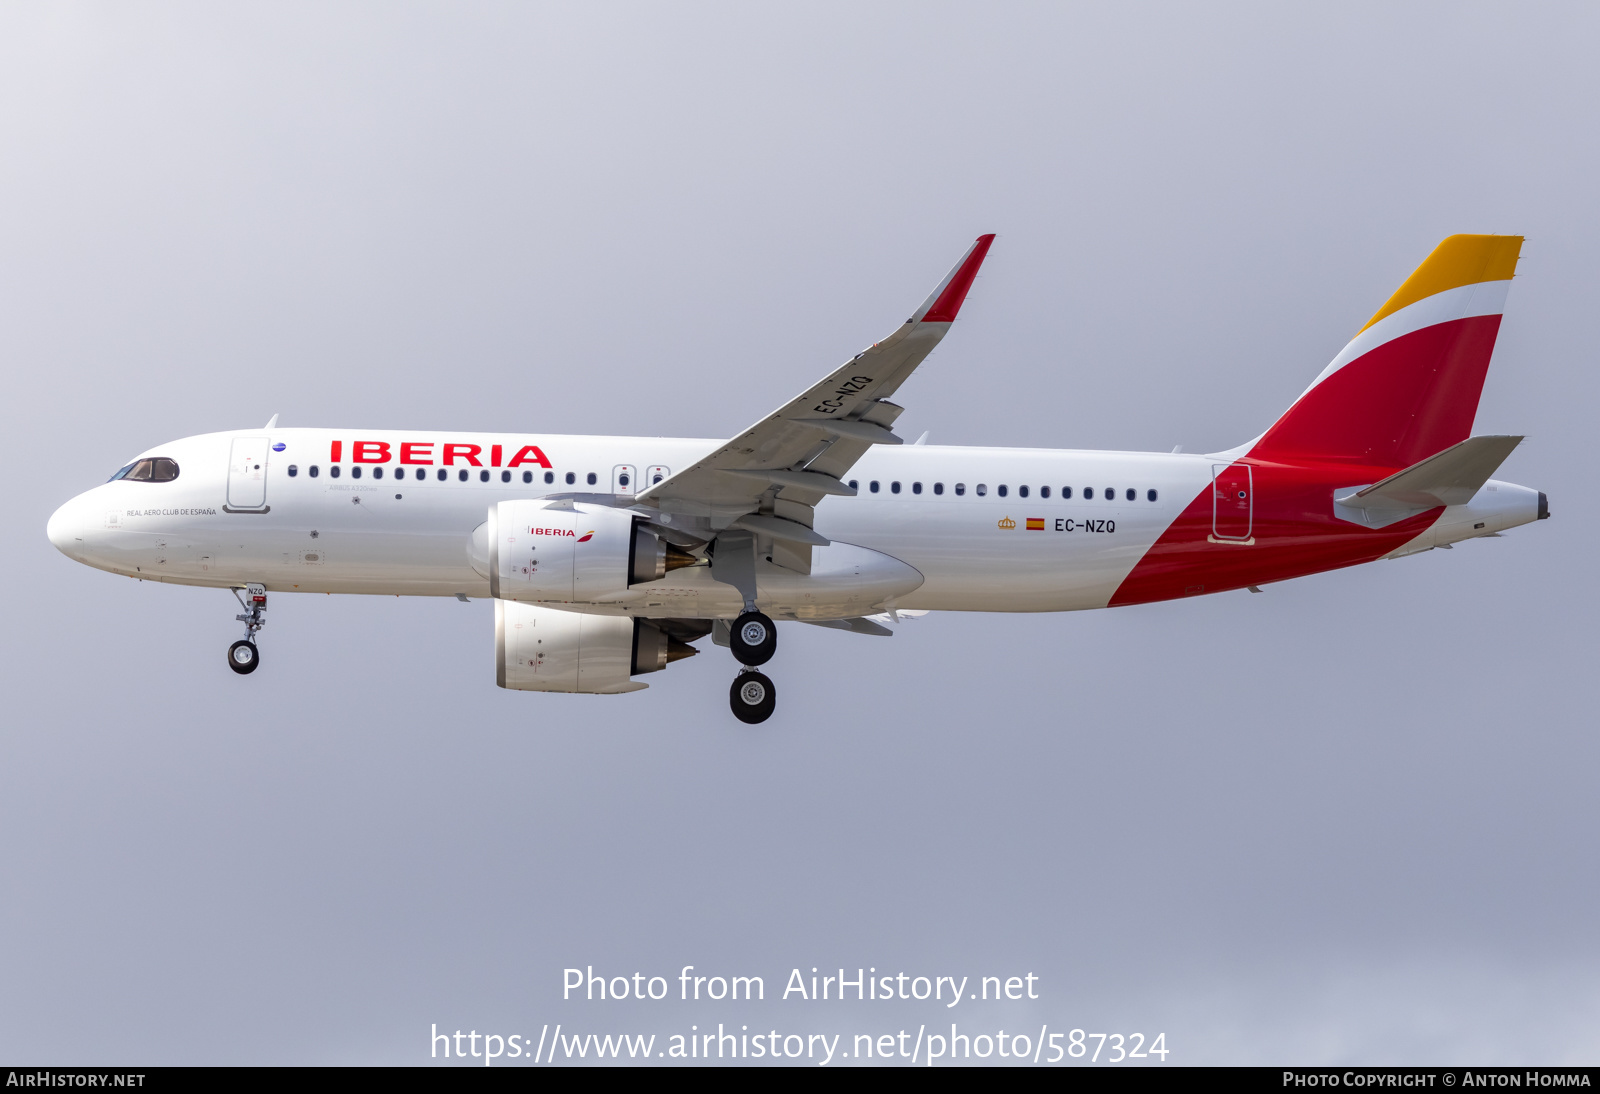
[1336,435,1523,510]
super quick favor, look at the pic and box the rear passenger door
[1211,463,1252,540]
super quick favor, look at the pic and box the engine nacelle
[486,500,691,604]
[495,601,695,693]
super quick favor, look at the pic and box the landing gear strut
[730,668,776,724]
[228,584,267,675]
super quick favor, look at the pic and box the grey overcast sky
[2,2,1596,1066]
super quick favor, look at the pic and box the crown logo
[997,516,1016,530]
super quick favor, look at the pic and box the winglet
[914,234,996,323]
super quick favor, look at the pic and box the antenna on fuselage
[264,414,279,429]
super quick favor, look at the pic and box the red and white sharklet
[44,234,1548,706]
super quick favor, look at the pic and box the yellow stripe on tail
[1360,234,1523,333]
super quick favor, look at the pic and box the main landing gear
[727,610,777,723]
[228,584,267,675]
[730,610,776,666]
[730,668,776,724]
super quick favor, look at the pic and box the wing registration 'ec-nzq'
[634,234,996,573]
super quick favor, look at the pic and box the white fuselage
[46,427,1542,619]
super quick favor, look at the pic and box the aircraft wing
[636,234,994,571]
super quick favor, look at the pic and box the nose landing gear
[228,584,267,675]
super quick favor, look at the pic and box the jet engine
[496,600,698,693]
[485,500,696,604]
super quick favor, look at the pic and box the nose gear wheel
[228,640,260,674]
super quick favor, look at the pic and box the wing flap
[799,616,895,637]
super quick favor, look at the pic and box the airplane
[46,233,1548,724]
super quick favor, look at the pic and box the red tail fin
[1251,235,1522,468]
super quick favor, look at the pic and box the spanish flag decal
[1025,518,1045,531]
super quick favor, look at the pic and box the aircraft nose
[47,497,87,557]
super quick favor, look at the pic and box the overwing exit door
[1211,462,1253,540]
[227,437,270,511]
[612,465,638,495]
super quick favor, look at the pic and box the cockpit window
[108,463,135,482]
[118,457,180,483]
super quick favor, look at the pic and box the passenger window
[976,484,987,496]
[436,468,446,481]
[586,472,597,485]
[480,470,490,483]
[458,469,469,482]
[997,484,1007,497]
[870,481,880,493]
[309,466,319,478]
[1061,486,1071,498]
[415,468,425,481]
[849,480,858,490]
[351,466,362,479]
[1018,485,1029,498]
[891,481,901,494]
[1147,488,1158,502]
[955,483,965,496]
[934,482,944,495]
[330,466,341,479]
[523,471,534,484]
[618,472,630,489]
[565,472,576,485]
[377,467,388,480]
[287,465,298,478]
[1040,485,1049,498]
[1104,487,1113,499]
[501,470,511,483]
[545,471,555,484]
[1083,486,1092,498]
[912,482,922,494]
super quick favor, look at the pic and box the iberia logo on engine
[531,528,597,542]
